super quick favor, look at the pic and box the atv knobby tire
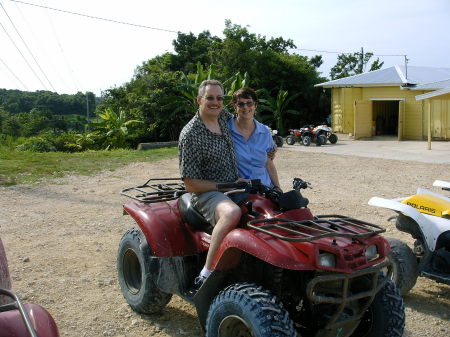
[301,136,311,146]
[117,227,172,314]
[387,237,418,295]
[275,135,284,147]
[350,281,405,337]
[286,135,296,145]
[329,133,338,144]
[316,135,326,146]
[206,283,296,337]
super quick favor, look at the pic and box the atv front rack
[121,178,185,203]
[247,215,385,242]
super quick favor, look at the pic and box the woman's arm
[266,158,281,191]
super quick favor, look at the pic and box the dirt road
[1,149,449,336]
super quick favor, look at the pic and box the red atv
[117,178,405,337]
[286,126,326,146]
[0,238,59,337]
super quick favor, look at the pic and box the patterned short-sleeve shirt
[179,110,238,183]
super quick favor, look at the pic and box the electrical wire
[292,47,406,58]
[1,1,56,91]
[9,0,179,34]
[0,55,29,90]
[0,18,49,89]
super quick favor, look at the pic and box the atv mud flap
[306,259,392,337]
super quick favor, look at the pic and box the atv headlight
[365,245,379,261]
[318,252,336,268]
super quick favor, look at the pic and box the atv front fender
[369,197,448,251]
[212,228,316,271]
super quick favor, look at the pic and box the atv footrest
[247,214,385,242]
[121,178,186,203]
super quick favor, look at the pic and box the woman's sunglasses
[236,101,255,108]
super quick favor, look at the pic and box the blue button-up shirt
[227,117,275,186]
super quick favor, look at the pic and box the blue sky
[1,0,449,95]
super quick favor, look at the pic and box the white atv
[368,180,450,295]
[313,124,338,144]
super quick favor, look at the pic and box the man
[178,79,242,288]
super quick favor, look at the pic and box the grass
[0,147,178,186]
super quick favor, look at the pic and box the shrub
[15,137,56,152]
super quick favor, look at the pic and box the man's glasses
[204,96,224,102]
[236,101,255,108]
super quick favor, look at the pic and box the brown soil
[1,149,449,337]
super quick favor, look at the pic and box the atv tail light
[365,245,379,261]
[318,253,336,268]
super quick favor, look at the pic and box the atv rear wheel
[286,135,296,145]
[387,237,418,295]
[329,133,338,144]
[117,227,172,314]
[350,281,405,337]
[301,136,311,146]
[206,283,296,337]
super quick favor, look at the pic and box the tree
[91,108,143,149]
[330,48,384,80]
[257,89,301,135]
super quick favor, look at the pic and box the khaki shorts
[191,191,231,226]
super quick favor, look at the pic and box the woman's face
[235,98,256,120]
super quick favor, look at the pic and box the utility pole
[86,92,89,131]
[404,55,409,80]
[359,47,364,73]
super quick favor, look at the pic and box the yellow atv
[369,180,450,295]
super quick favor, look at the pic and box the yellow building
[316,66,450,140]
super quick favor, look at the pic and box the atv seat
[179,193,213,232]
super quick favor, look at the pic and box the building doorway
[372,100,399,136]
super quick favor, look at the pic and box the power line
[0,18,49,89]
[10,0,179,34]
[292,47,406,58]
[40,0,80,92]
[0,1,56,91]
[0,55,29,90]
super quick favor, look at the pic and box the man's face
[197,85,224,118]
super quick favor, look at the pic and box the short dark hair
[198,80,224,96]
[232,87,258,105]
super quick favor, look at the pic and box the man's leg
[204,199,241,270]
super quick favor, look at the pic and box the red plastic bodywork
[123,194,390,274]
[0,303,60,337]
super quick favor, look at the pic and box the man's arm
[183,178,218,193]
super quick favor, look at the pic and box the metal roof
[416,87,450,100]
[316,66,450,88]
[408,78,450,90]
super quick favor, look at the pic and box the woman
[227,87,281,190]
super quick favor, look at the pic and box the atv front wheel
[301,136,311,146]
[387,237,418,295]
[206,283,296,337]
[275,135,283,147]
[329,133,338,144]
[286,135,296,145]
[117,227,172,314]
[350,281,405,337]
[316,135,326,146]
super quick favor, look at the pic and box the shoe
[194,275,207,290]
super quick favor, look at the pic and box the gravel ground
[1,148,449,337]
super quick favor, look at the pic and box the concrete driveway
[282,134,450,164]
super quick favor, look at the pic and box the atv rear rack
[247,215,385,242]
[121,178,185,203]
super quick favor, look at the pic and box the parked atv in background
[118,177,405,337]
[285,126,326,146]
[270,128,283,147]
[313,124,338,144]
[0,238,59,337]
[369,180,450,295]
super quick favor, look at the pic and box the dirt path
[1,150,449,337]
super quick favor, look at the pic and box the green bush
[15,137,56,152]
